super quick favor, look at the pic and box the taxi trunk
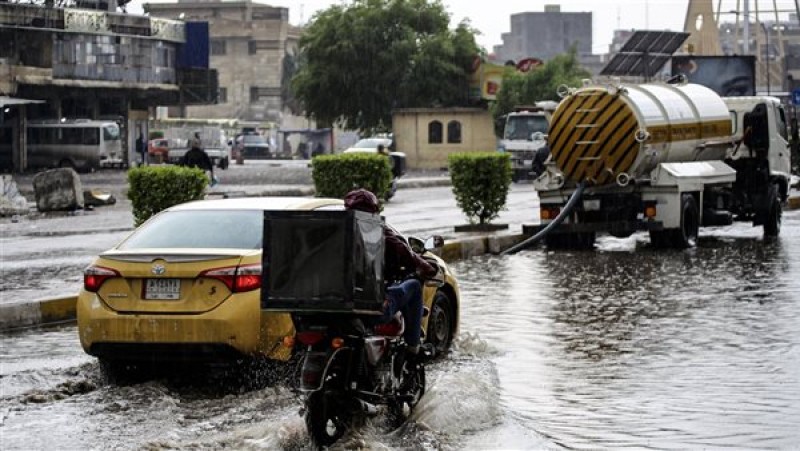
[88,250,258,314]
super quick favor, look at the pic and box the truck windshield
[103,125,120,141]
[505,115,548,140]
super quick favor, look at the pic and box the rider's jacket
[383,223,437,282]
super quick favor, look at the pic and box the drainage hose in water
[501,182,586,255]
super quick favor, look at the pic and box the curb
[0,295,77,331]
[0,231,521,331]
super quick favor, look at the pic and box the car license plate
[145,279,181,300]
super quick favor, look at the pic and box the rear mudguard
[300,347,352,392]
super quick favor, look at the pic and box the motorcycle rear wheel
[305,391,350,447]
[388,361,426,426]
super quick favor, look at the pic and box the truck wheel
[764,185,782,237]
[219,158,229,170]
[671,193,699,248]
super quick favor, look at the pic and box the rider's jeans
[383,279,423,347]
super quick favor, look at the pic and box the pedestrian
[181,132,217,187]
[136,132,147,166]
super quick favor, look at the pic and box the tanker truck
[523,80,791,249]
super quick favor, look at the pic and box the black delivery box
[261,209,384,314]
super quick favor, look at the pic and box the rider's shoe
[419,343,436,361]
[406,343,435,366]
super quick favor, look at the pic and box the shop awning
[0,96,45,108]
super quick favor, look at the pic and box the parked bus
[26,120,123,171]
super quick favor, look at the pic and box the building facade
[392,108,496,170]
[0,2,214,171]
[493,5,592,64]
[145,0,301,125]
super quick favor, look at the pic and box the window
[428,120,443,144]
[62,128,83,145]
[447,120,462,144]
[777,105,788,140]
[249,40,280,54]
[218,87,227,103]
[250,86,280,103]
[118,210,264,250]
[83,128,100,145]
[103,125,120,141]
[210,39,226,56]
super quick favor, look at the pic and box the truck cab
[499,103,556,182]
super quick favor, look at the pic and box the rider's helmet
[344,188,379,214]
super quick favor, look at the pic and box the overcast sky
[130,0,800,54]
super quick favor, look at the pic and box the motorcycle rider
[344,188,437,358]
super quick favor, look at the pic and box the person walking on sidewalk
[181,132,217,186]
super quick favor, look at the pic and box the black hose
[501,182,586,255]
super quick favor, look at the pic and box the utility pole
[743,0,750,54]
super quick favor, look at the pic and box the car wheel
[58,159,76,170]
[426,291,454,356]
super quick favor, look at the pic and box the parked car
[343,137,393,154]
[239,134,272,159]
[343,136,406,200]
[147,138,169,163]
[76,196,459,372]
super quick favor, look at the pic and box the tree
[491,48,591,124]
[292,0,479,133]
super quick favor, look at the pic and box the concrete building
[0,1,214,172]
[493,5,592,65]
[392,108,496,170]
[145,0,301,125]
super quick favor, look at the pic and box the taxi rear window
[119,210,263,250]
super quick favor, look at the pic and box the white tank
[548,82,732,186]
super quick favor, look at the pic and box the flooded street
[2,210,800,449]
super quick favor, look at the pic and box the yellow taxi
[77,196,459,368]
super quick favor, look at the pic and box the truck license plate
[145,279,181,300]
[583,199,601,211]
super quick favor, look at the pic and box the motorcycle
[293,238,443,447]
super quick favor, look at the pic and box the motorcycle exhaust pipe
[357,399,379,416]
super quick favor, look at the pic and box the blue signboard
[793,88,800,106]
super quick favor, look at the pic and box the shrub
[127,166,208,226]
[448,152,512,225]
[312,153,392,201]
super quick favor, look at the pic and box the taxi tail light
[200,263,262,293]
[84,266,120,292]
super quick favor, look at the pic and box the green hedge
[312,153,392,201]
[128,166,208,226]
[449,152,512,225]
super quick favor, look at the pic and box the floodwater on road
[1,211,799,449]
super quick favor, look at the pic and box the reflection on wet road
[458,216,800,449]
[2,212,799,449]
